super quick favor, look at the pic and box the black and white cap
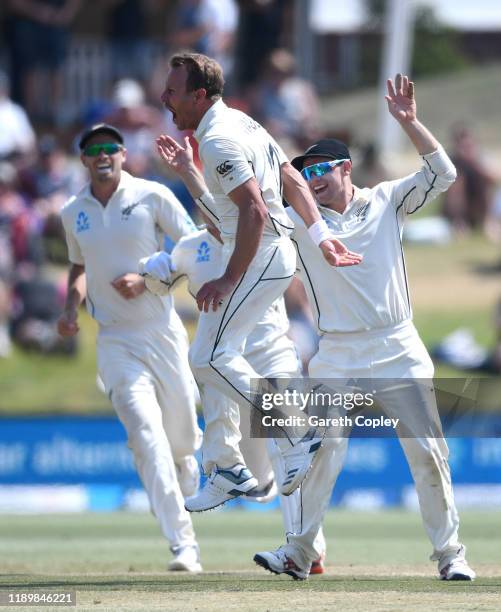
[291,139,351,171]
[79,123,124,150]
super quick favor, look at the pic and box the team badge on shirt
[121,202,140,220]
[354,202,370,222]
[76,211,90,233]
[196,241,211,262]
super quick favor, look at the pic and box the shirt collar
[81,170,133,203]
[194,99,227,143]
[319,185,367,219]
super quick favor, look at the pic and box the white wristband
[308,219,332,246]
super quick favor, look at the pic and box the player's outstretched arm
[385,73,439,155]
[282,162,363,267]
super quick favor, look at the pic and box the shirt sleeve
[60,204,85,265]
[201,136,254,196]
[153,183,197,241]
[169,240,187,285]
[194,190,220,226]
[387,146,457,216]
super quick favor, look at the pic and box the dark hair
[169,53,224,100]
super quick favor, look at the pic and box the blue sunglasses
[301,159,349,181]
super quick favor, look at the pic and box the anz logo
[76,211,90,233]
[196,240,211,263]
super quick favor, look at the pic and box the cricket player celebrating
[141,221,328,574]
[159,52,362,510]
[253,75,476,581]
[57,123,203,572]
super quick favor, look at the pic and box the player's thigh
[191,239,295,368]
[308,336,363,378]
[152,323,201,451]
[377,378,444,439]
[96,334,163,434]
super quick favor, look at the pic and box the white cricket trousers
[189,235,297,468]
[96,310,202,549]
[284,320,462,568]
[201,384,325,557]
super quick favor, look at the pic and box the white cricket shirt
[288,147,457,333]
[61,171,195,326]
[194,99,293,240]
[171,229,297,371]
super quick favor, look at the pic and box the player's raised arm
[385,73,457,213]
[385,73,439,156]
[281,162,363,267]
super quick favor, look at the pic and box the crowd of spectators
[0,0,499,366]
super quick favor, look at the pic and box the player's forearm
[64,264,86,312]
[400,118,440,156]
[177,165,208,200]
[224,203,265,283]
[282,163,322,227]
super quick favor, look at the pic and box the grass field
[0,510,500,610]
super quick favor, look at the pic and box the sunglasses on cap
[82,142,123,157]
[301,159,349,182]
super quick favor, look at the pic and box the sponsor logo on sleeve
[196,241,211,262]
[216,161,234,177]
[76,211,90,233]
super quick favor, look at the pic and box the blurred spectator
[4,0,82,125]
[171,0,239,80]
[16,135,84,264]
[0,160,76,356]
[11,274,77,355]
[234,0,288,90]
[248,48,321,148]
[22,134,85,200]
[104,79,165,177]
[0,276,11,358]
[103,0,159,82]
[0,70,36,164]
[0,163,16,358]
[172,0,211,54]
[0,162,44,270]
[443,124,498,233]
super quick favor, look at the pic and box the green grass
[0,511,499,610]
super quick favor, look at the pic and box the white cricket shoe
[176,456,200,498]
[439,545,476,581]
[184,465,258,512]
[280,434,323,495]
[168,544,202,572]
[254,547,308,581]
[245,479,278,504]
